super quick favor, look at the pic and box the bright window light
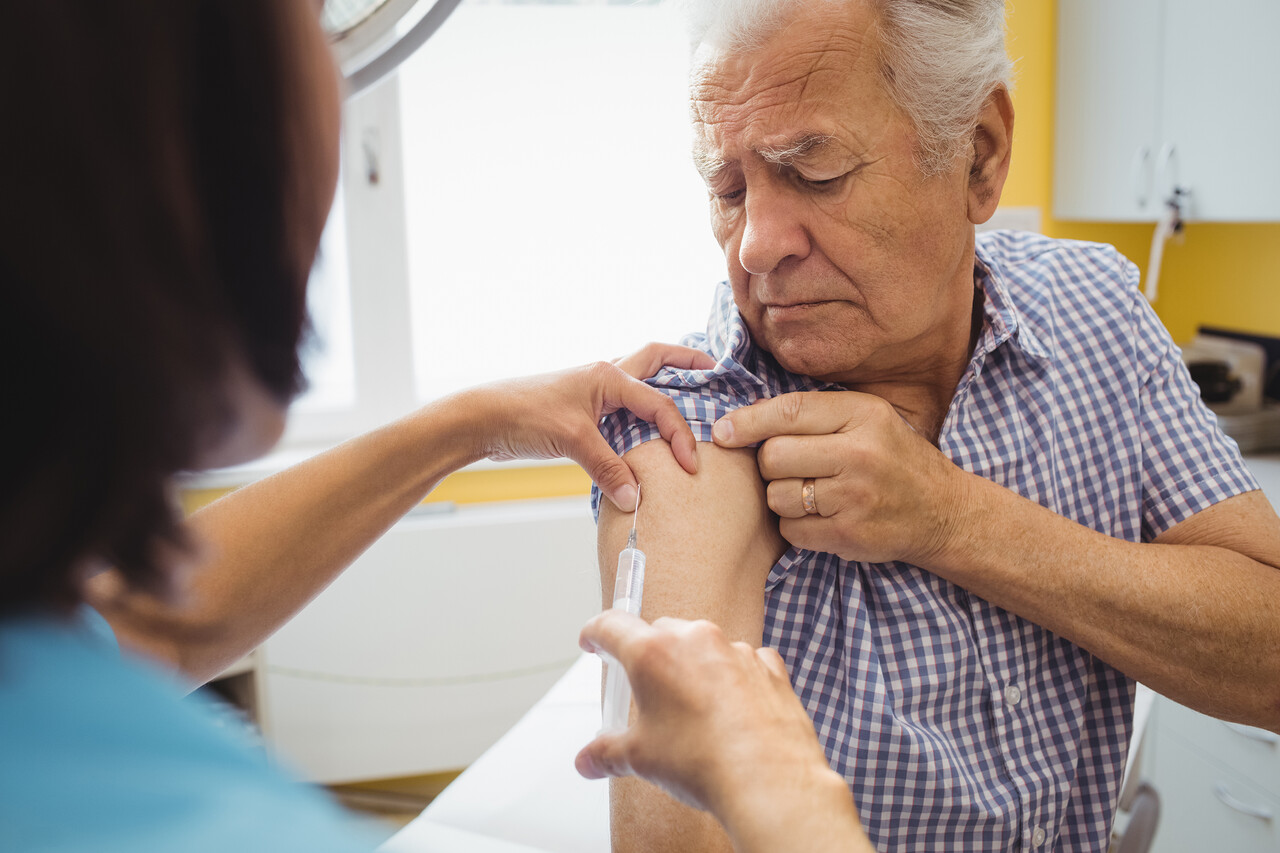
[398,0,726,401]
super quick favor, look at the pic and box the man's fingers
[756,434,843,481]
[712,391,868,447]
[767,478,810,519]
[778,515,845,556]
[613,342,716,378]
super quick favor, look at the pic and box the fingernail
[712,418,734,444]
[614,484,638,512]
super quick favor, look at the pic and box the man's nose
[737,188,811,276]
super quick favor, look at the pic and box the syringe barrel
[601,546,646,731]
[601,652,632,732]
[611,547,646,613]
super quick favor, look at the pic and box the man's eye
[799,173,847,190]
[715,187,745,201]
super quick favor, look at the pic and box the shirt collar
[973,241,1056,362]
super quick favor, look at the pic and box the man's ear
[967,85,1014,226]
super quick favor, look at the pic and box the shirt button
[1032,826,1047,847]
[1004,684,1023,706]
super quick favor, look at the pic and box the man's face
[690,2,979,385]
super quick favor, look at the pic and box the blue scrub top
[0,608,384,852]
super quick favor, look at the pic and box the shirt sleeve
[1133,292,1259,540]
[590,335,772,521]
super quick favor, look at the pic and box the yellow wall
[182,463,592,514]
[1005,0,1280,344]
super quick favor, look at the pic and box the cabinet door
[1161,0,1280,221]
[1152,726,1280,853]
[1054,0,1164,221]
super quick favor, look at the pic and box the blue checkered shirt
[592,231,1258,852]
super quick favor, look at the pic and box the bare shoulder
[597,439,785,632]
[1154,489,1280,568]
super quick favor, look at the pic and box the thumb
[576,730,637,780]
[573,433,639,512]
[712,392,855,447]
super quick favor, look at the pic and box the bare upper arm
[598,438,785,639]
[1153,489,1280,569]
[598,438,785,853]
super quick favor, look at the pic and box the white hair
[683,0,1013,175]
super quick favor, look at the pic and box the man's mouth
[763,300,835,320]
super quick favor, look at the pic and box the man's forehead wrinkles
[696,62,835,113]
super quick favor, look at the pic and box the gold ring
[801,478,818,515]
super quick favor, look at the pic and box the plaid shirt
[592,231,1258,852]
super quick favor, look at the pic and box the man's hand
[465,342,714,511]
[710,391,970,566]
[575,611,871,853]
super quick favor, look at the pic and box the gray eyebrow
[757,133,836,166]
[692,132,837,181]
[692,144,729,181]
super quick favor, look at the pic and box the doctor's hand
[711,391,970,567]
[462,342,713,512]
[575,611,870,853]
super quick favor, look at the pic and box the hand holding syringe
[600,484,645,732]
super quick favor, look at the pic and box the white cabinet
[1146,698,1280,853]
[1054,0,1280,222]
[207,496,602,785]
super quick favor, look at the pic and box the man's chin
[762,339,860,383]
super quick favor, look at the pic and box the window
[283,0,724,447]
[399,0,724,400]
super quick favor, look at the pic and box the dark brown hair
[0,0,330,616]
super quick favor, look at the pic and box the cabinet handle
[1131,146,1151,208]
[1214,782,1275,822]
[1222,720,1280,745]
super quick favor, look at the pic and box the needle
[626,483,640,550]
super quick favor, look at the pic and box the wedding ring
[801,478,818,515]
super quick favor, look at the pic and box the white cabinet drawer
[1152,733,1279,853]
[1161,699,1280,797]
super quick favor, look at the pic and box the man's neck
[842,283,984,445]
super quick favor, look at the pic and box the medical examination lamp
[323,0,464,95]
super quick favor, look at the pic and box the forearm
[96,389,490,686]
[936,474,1280,728]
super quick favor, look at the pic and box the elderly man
[592,0,1280,851]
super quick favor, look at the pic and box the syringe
[600,484,646,732]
